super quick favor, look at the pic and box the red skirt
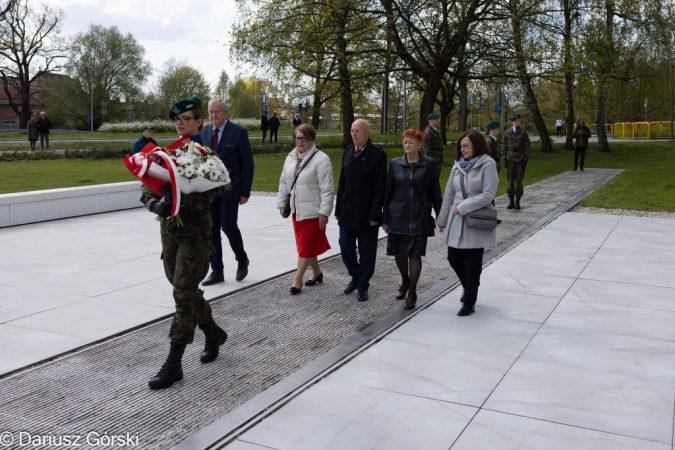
[292,213,331,258]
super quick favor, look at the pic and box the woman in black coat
[382,129,442,310]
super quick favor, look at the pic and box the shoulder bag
[459,171,498,231]
[281,151,319,218]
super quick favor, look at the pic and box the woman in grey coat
[437,130,498,316]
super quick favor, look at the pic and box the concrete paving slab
[478,268,576,298]
[232,380,478,450]
[7,297,172,340]
[565,278,675,312]
[0,286,87,322]
[435,288,561,324]
[325,338,514,407]
[386,305,541,360]
[452,410,670,450]
[580,256,675,289]
[0,324,92,374]
[484,325,675,444]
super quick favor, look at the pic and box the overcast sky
[45,0,244,91]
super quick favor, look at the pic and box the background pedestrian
[573,118,592,171]
[27,114,38,151]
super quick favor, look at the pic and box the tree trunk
[458,78,468,132]
[562,0,575,150]
[418,68,444,131]
[510,1,553,152]
[596,0,614,152]
[334,4,354,147]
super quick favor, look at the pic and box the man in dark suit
[201,99,255,285]
[260,112,269,144]
[334,119,387,302]
[268,112,280,143]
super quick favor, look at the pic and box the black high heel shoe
[305,272,324,286]
[290,285,302,295]
[396,284,409,300]
[403,293,417,310]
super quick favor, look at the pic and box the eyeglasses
[171,116,198,124]
[295,137,310,142]
[460,144,471,149]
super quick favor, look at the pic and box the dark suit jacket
[335,139,387,230]
[201,120,254,201]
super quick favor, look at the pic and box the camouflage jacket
[486,135,501,173]
[502,127,531,162]
[423,125,443,158]
[141,185,219,236]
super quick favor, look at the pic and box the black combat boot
[198,320,227,363]
[507,195,515,209]
[515,196,522,210]
[148,342,185,390]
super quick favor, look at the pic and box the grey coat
[437,155,498,249]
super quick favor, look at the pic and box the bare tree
[0,0,66,128]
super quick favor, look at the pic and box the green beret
[511,114,522,121]
[486,121,500,130]
[427,112,440,120]
[169,96,202,119]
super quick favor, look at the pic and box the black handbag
[281,151,318,218]
[459,171,498,231]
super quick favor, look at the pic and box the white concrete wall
[0,182,144,227]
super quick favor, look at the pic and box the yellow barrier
[612,121,675,139]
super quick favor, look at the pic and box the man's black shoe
[148,342,185,390]
[457,305,475,316]
[357,291,369,301]
[202,272,224,286]
[344,279,357,294]
[235,258,249,281]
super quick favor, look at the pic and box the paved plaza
[1,168,674,449]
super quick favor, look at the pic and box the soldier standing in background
[503,114,530,210]
[423,112,444,168]
[485,120,501,174]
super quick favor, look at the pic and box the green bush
[98,118,262,134]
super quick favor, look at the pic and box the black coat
[383,154,442,236]
[37,116,52,134]
[269,117,280,131]
[335,139,387,230]
[261,115,269,131]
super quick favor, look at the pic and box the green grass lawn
[0,140,673,212]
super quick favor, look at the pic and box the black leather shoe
[357,291,369,301]
[403,294,417,310]
[457,305,475,316]
[202,272,224,286]
[290,285,302,295]
[396,285,409,300]
[235,258,249,281]
[344,279,357,294]
[305,272,323,286]
[148,343,185,390]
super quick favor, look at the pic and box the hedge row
[98,118,263,134]
[0,141,403,162]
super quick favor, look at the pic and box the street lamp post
[90,56,94,133]
[671,63,674,142]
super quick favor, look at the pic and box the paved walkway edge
[173,169,623,450]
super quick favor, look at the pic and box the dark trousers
[40,133,49,150]
[210,196,247,274]
[574,147,587,169]
[270,129,278,143]
[339,226,379,293]
[262,130,268,143]
[161,234,213,345]
[447,247,484,307]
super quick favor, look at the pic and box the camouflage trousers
[505,160,527,197]
[161,234,214,345]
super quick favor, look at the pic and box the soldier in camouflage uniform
[423,112,444,170]
[502,114,530,210]
[485,120,501,174]
[142,97,227,390]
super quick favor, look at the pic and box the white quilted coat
[277,145,335,221]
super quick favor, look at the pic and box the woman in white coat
[437,130,498,316]
[277,124,335,295]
